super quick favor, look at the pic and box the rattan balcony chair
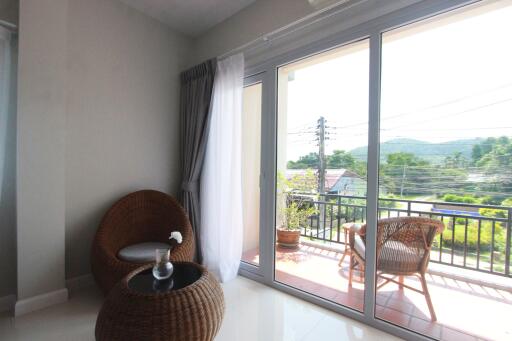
[91,190,195,293]
[348,216,444,321]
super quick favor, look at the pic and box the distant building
[327,169,367,196]
[285,169,368,196]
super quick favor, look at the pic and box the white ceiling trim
[117,0,256,37]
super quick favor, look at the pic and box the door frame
[240,1,482,340]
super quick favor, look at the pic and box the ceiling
[117,0,257,37]
[0,0,19,25]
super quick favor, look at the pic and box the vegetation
[277,170,318,230]
[287,152,318,169]
[350,138,481,164]
[282,201,317,230]
[441,194,511,218]
[471,137,512,195]
[479,208,507,218]
[472,136,512,168]
[287,150,367,176]
[287,135,512,199]
[284,136,512,261]
[376,152,467,196]
[438,221,506,253]
[502,198,512,206]
[442,194,478,204]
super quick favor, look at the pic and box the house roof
[286,169,362,191]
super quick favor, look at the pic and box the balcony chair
[348,216,444,321]
[91,190,195,293]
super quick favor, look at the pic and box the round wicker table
[95,262,225,341]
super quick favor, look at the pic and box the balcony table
[338,222,363,266]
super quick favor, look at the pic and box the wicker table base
[95,262,225,341]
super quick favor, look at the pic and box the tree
[380,152,467,196]
[385,152,429,167]
[288,150,368,177]
[475,137,512,169]
[326,150,355,169]
[287,152,319,169]
[472,144,483,163]
[470,136,512,195]
[380,153,432,196]
[471,137,508,166]
[444,152,467,169]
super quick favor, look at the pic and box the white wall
[16,0,191,306]
[64,0,190,279]
[190,0,316,66]
[191,0,420,67]
[17,0,68,301]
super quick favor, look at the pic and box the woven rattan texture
[95,262,225,341]
[353,216,444,275]
[91,190,195,294]
[348,216,445,320]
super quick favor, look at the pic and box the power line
[287,131,317,135]
[384,97,512,131]
[327,82,512,130]
[383,127,512,132]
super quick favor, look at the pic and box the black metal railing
[292,193,512,278]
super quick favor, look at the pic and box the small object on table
[338,223,362,266]
[95,262,225,341]
[152,248,173,280]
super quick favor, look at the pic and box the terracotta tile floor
[242,243,512,341]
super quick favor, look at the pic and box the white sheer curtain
[200,53,245,282]
[0,27,12,201]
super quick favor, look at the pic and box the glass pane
[377,1,512,339]
[241,82,262,266]
[275,39,369,311]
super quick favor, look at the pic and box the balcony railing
[293,193,512,278]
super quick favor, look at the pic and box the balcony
[242,195,512,340]
[304,194,512,278]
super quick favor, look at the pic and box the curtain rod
[0,19,18,33]
[218,0,367,59]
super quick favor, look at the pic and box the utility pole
[316,116,327,233]
[317,116,326,194]
[400,164,406,198]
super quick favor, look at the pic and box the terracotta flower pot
[276,228,301,249]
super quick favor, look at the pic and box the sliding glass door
[375,1,512,339]
[243,1,512,340]
[274,39,369,311]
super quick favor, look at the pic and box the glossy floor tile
[0,276,400,341]
[244,243,512,341]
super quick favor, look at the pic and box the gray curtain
[179,59,216,263]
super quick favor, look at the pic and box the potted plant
[276,170,318,249]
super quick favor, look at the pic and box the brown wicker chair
[91,190,195,293]
[349,216,444,321]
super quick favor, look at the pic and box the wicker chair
[91,190,195,294]
[349,216,444,321]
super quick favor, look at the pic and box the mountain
[349,138,484,164]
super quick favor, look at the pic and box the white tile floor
[0,277,400,341]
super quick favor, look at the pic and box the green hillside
[350,138,484,164]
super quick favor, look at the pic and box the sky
[283,0,512,162]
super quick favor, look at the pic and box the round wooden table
[95,262,225,341]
